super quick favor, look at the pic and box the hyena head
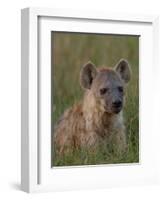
[80,59,131,114]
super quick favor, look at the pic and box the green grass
[52,32,139,166]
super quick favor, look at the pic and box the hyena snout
[103,97,123,114]
[112,100,122,107]
[103,90,124,114]
[112,99,123,114]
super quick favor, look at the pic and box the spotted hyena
[53,59,131,155]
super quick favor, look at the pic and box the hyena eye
[118,86,123,93]
[100,88,108,95]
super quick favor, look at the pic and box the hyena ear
[80,61,97,89]
[115,59,131,83]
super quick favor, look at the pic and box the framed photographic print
[21,8,159,192]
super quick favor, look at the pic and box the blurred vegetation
[52,32,139,166]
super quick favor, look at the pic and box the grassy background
[52,32,139,166]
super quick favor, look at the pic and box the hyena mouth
[112,106,122,114]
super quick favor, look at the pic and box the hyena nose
[112,100,122,108]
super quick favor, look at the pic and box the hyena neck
[82,90,123,132]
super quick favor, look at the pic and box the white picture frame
[21,7,159,193]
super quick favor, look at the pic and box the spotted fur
[54,59,131,155]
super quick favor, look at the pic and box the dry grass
[52,32,139,166]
